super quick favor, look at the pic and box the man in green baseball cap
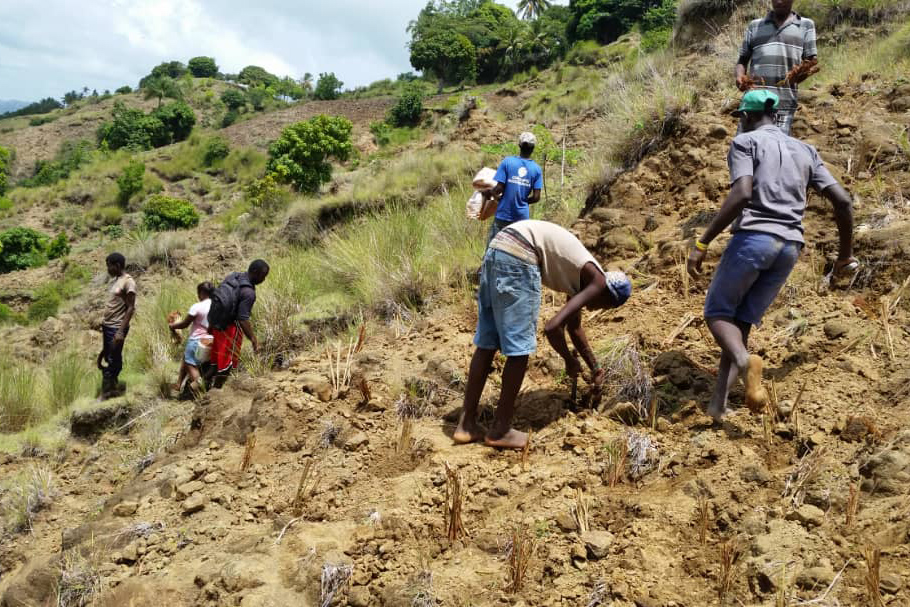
[686,88,857,421]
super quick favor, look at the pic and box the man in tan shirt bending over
[455,220,632,449]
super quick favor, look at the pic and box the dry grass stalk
[697,495,710,546]
[603,438,628,488]
[845,482,860,529]
[717,540,742,605]
[240,432,256,472]
[774,562,789,607]
[397,419,414,454]
[326,331,361,398]
[770,379,779,416]
[782,447,826,509]
[357,376,371,404]
[661,312,696,348]
[444,462,466,541]
[572,488,590,534]
[292,458,320,515]
[320,563,353,607]
[679,254,690,300]
[520,431,532,471]
[762,405,774,450]
[649,396,659,430]
[354,324,366,354]
[880,298,895,362]
[505,525,535,593]
[865,547,884,607]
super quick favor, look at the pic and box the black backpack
[208,272,253,330]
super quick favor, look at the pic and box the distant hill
[0,99,29,114]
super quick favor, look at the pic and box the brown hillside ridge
[2,15,910,607]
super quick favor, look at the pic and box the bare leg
[485,355,529,450]
[706,318,766,414]
[707,352,741,421]
[454,348,496,444]
[176,362,188,391]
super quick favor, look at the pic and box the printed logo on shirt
[518,166,528,178]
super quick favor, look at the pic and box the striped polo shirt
[738,12,818,110]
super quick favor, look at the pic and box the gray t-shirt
[728,125,837,244]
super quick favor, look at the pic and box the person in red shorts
[208,260,269,384]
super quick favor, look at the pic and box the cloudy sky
[0,0,567,102]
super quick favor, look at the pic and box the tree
[0,146,10,195]
[569,0,668,44]
[410,29,477,92]
[313,73,344,100]
[276,76,305,100]
[298,73,314,95]
[266,115,353,193]
[116,85,132,95]
[142,76,182,108]
[139,61,188,87]
[188,56,219,78]
[220,88,246,111]
[150,102,196,145]
[517,0,552,20]
[0,227,48,273]
[238,65,279,88]
[97,102,165,151]
[247,87,270,111]
[388,84,425,126]
[62,90,82,106]
[116,160,145,206]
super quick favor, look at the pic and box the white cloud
[0,0,566,101]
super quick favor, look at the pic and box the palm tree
[142,76,182,108]
[517,0,551,20]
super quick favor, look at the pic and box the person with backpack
[168,281,214,395]
[208,260,270,378]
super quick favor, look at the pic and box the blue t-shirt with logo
[493,156,544,222]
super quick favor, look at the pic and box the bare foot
[453,415,485,445]
[484,428,528,450]
[744,354,769,414]
[706,399,726,423]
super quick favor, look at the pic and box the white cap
[518,131,537,146]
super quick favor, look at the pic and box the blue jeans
[101,324,129,382]
[486,218,514,247]
[474,248,541,357]
[704,231,801,326]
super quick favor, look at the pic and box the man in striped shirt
[735,0,818,135]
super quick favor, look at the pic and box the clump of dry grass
[444,462,466,541]
[782,446,826,509]
[1,465,56,532]
[320,563,353,607]
[717,540,742,605]
[602,437,628,488]
[240,431,256,472]
[292,458,320,516]
[56,545,104,607]
[595,336,653,418]
[587,581,609,607]
[408,570,436,607]
[572,488,590,534]
[504,525,535,593]
[697,494,710,546]
[865,547,884,607]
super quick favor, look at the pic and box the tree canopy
[238,65,279,88]
[314,73,344,100]
[188,56,219,78]
[266,115,353,193]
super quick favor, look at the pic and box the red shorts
[211,324,242,372]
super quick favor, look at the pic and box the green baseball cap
[732,90,780,117]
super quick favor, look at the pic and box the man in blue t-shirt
[483,132,544,243]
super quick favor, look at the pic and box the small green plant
[0,145,11,194]
[46,232,70,260]
[245,174,289,220]
[142,195,200,230]
[22,139,93,187]
[116,160,145,206]
[27,283,62,323]
[370,121,392,147]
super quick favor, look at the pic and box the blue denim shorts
[184,336,202,366]
[474,248,541,356]
[704,231,802,326]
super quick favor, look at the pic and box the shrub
[28,115,56,127]
[245,174,289,221]
[266,115,353,193]
[89,205,124,228]
[0,466,56,531]
[27,284,61,322]
[188,56,219,78]
[221,110,239,128]
[124,228,189,269]
[0,145,9,194]
[238,65,279,88]
[116,160,145,206]
[0,303,24,325]
[0,196,11,212]
[220,89,246,110]
[150,101,196,145]
[388,84,424,127]
[370,121,392,147]
[203,137,230,166]
[22,140,93,188]
[247,86,270,111]
[142,195,200,230]
[314,72,344,100]
[115,85,132,94]
[46,233,70,260]
[0,227,48,273]
[97,102,166,151]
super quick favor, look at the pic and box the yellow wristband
[695,240,709,252]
